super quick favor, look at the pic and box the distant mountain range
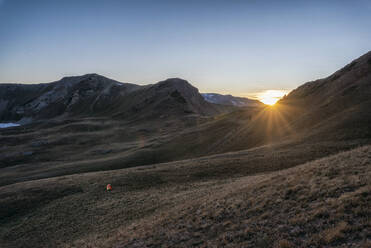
[0,76,235,123]
[201,93,263,107]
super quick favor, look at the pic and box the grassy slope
[0,114,213,186]
[76,145,371,248]
[0,141,369,247]
[0,107,258,186]
[3,98,370,187]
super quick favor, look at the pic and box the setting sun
[258,90,287,105]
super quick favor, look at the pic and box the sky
[0,0,370,98]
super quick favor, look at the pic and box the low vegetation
[1,144,369,247]
[80,145,370,248]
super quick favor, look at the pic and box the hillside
[100,145,371,248]
[0,143,369,247]
[107,145,370,248]
[277,50,371,138]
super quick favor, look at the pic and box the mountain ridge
[0,75,231,122]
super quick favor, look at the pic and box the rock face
[0,75,226,122]
[202,93,262,107]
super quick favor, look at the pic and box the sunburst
[258,90,287,105]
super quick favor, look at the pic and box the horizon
[0,71,292,102]
[1,0,370,100]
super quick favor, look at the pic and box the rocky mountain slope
[0,75,228,123]
[202,93,262,107]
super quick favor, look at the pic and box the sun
[258,90,287,106]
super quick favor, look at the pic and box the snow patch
[0,123,20,128]
[201,93,218,103]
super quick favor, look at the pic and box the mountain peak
[157,78,191,86]
[59,73,106,83]
[155,78,199,94]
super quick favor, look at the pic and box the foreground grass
[1,144,370,247]
[72,145,371,248]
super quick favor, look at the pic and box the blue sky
[0,0,370,97]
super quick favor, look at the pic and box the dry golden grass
[0,123,369,248]
[320,221,349,244]
[59,145,370,248]
[273,239,295,248]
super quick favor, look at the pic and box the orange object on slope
[106,184,112,191]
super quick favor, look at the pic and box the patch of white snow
[0,123,20,128]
